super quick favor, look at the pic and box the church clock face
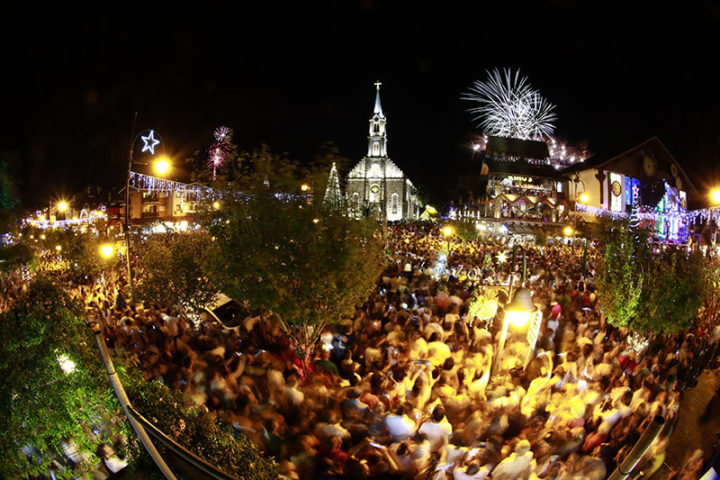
[611,181,622,197]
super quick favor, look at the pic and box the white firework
[462,68,556,140]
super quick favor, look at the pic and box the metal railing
[95,333,239,480]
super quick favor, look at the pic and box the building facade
[346,82,419,222]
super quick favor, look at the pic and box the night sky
[2,1,720,208]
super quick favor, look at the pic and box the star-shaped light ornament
[497,252,508,264]
[141,130,161,155]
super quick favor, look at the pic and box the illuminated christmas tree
[322,163,344,213]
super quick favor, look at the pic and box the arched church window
[374,123,379,133]
[373,142,380,156]
[391,193,399,214]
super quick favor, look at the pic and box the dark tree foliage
[0,277,128,479]
[633,247,708,333]
[38,228,118,281]
[596,218,646,329]
[596,217,708,334]
[134,231,218,312]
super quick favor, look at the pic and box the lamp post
[492,244,538,376]
[124,113,170,291]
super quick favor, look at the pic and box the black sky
[2,1,720,207]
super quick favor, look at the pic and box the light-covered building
[568,136,695,241]
[346,82,419,221]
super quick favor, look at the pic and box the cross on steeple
[374,80,382,90]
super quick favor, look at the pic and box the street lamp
[300,183,310,192]
[154,156,171,175]
[123,116,170,291]
[711,189,720,205]
[212,200,221,210]
[563,226,574,237]
[100,244,114,259]
[57,201,69,213]
[492,244,538,376]
[579,192,590,205]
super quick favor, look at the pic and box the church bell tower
[367,81,388,158]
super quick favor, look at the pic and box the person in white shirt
[418,406,452,450]
[385,405,417,442]
[491,439,535,480]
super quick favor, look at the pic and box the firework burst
[462,68,556,141]
[207,126,232,180]
[214,126,230,142]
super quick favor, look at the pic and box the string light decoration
[462,68,557,141]
[207,126,232,180]
[129,172,216,200]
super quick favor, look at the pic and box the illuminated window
[373,142,380,156]
[391,193,399,214]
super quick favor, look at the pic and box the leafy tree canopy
[204,147,385,341]
[0,277,128,478]
[134,231,218,312]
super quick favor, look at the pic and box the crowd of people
[8,224,720,479]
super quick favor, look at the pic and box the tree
[596,217,706,334]
[39,228,118,281]
[632,247,708,333]
[0,154,21,235]
[0,277,129,479]
[134,231,218,312]
[596,219,644,329]
[205,149,384,372]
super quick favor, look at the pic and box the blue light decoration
[141,130,160,155]
[625,177,633,206]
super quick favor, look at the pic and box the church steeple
[373,80,384,117]
[368,81,388,157]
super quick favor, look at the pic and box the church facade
[346,82,419,222]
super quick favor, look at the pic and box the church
[346,82,419,222]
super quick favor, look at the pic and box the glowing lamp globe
[182,203,190,213]
[505,287,536,329]
[55,244,62,252]
[712,189,720,205]
[57,201,69,212]
[579,193,589,204]
[212,201,221,210]
[57,354,76,375]
[154,157,171,175]
[563,226,574,237]
[300,183,310,192]
[100,244,114,259]
[442,226,454,237]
